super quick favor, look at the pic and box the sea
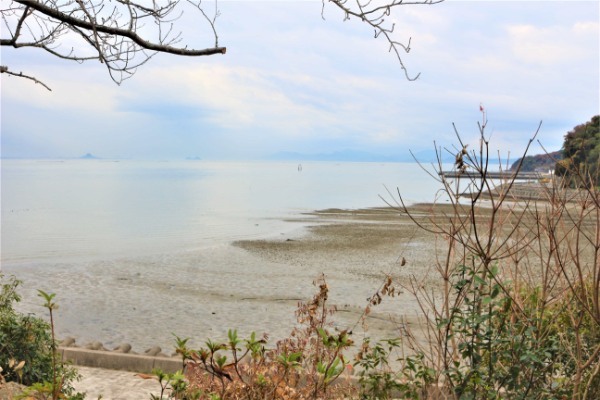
[1,159,440,351]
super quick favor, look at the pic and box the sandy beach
[7,203,455,357]
[230,205,449,341]
[2,202,520,399]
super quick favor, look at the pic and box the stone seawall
[59,338,181,374]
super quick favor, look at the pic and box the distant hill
[512,116,599,184]
[267,150,405,162]
[79,153,98,159]
[510,151,562,172]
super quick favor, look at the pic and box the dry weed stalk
[374,118,600,399]
[156,117,599,399]
[180,274,356,400]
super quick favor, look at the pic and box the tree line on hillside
[556,115,600,185]
[510,151,562,173]
[511,115,599,185]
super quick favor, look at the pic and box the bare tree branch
[1,0,226,86]
[323,0,444,81]
[0,65,52,90]
[2,0,443,89]
[8,0,226,56]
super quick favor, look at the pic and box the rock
[113,343,132,353]
[60,337,76,347]
[85,341,107,351]
[144,346,162,356]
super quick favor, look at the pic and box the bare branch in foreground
[323,0,444,80]
[1,0,226,85]
[1,65,52,90]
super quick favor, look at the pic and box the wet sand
[231,205,450,341]
[7,204,452,354]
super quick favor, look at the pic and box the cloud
[573,20,599,34]
[507,24,590,66]
[120,64,337,135]
[2,63,119,114]
[1,0,598,160]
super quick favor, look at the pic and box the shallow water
[1,160,437,351]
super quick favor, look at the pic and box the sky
[1,0,599,161]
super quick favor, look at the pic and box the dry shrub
[175,275,356,400]
[370,119,600,399]
[158,118,599,399]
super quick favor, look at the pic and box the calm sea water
[1,159,438,265]
[1,159,440,350]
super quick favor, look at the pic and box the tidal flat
[7,204,460,354]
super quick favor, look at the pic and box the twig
[1,65,52,90]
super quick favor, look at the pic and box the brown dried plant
[370,116,600,399]
[178,274,356,400]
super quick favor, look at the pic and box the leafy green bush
[354,338,434,400]
[353,118,600,399]
[148,276,356,400]
[0,274,54,386]
[0,275,83,400]
[434,264,564,399]
[556,115,600,187]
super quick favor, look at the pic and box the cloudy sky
[1,0,598,161]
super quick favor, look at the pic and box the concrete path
[73,366,162,400]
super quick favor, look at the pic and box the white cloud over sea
[1,0,598,160]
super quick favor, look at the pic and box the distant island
[79,153,98,159]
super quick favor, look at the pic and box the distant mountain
[79,153,98,159]
[267,149,444,163]
[266,149,503,164]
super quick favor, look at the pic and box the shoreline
[6,204,450,355]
